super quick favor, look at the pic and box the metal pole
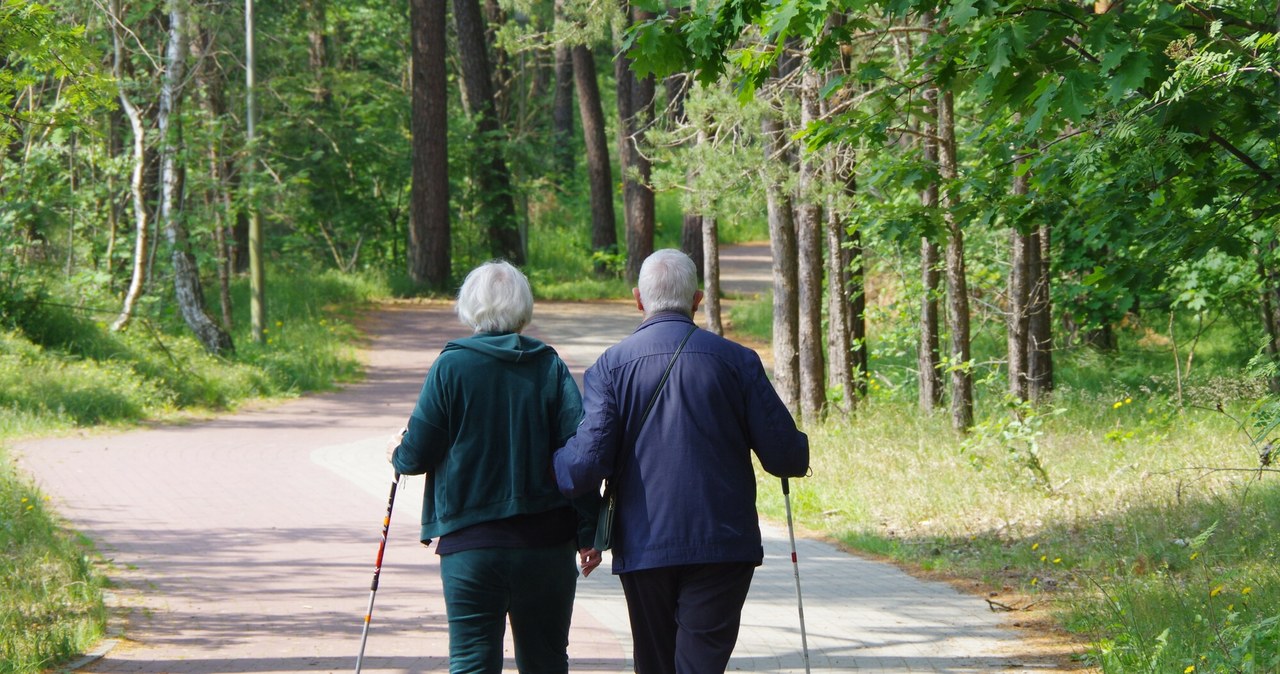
[782,478,811,674]
[245,0,265,342]
[355,472,401,674]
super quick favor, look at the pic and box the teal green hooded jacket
[392,332,597,548]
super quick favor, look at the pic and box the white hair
[637,249,698,316]
[455,261,534,333]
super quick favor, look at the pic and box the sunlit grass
[0,448,106,674]
[729,284,1275,670]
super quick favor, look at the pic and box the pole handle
[781,477,790,495]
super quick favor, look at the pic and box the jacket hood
[444,332,551,363]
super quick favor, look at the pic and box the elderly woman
[390,260,600,673]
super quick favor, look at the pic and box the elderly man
[390,260,600,674]
[554,249,809,674]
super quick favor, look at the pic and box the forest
[3,0,1280,671]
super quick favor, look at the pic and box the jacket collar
[635,310,695,334]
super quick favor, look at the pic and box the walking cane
[355,471,401,674]
[782,478,812,674]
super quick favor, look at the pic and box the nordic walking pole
[782,478,812,674]
[355,471,401,674]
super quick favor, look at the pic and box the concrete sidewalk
[16,273,1074,672]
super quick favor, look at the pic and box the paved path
[16,244,1075,673]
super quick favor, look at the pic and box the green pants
[439,542,578,674]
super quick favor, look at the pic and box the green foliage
[962,396,1061,492]
[0,0,112,145]
[766,393,1280,671]
[0,449,106,673]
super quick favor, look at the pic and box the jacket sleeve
[391,363,451,476]
[743,353,810,477]
[552,359,601,548]
[554,361,622,498]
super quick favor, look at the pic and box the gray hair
[637,249,698,316]
[456,261,534,333]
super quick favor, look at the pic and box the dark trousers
[619,562,756,674]
[439,542,578,674]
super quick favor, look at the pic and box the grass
[0,447,107,673]
[0,266,385,672]
[731,291,1279,671]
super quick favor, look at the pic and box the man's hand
[579,548,602,577]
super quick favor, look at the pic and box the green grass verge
[0,267,386,672]
[738,311,1277,672]
[0,448,107,673]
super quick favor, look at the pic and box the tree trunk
[618,4,655,284]
[454,0,524,264]
[695,128,722,335]
[302,0,330,104]
[827,158,862,410]
[482,0,512,127]
[572,45,616,277]
[918,17,943,413]
[665,73,691,126]
[409,0,450,288]
[1259,240,1280,393]
[682,207,704,279]
[1027,223,1055,399]
[159,2,233,355]
[675,73,702,273]
[702,212,722,336]
[550,0,575,179]
[103,106,123,286]
[192,24,234,330]
[848,223,868,399]
[1008,169,1031,402]
[938,88,972,430]
[796,68,826,422]
[763,114,801,416]
[109,0,151,333]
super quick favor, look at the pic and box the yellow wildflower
[1211,585,1224,597]
[1112,401,1123,409]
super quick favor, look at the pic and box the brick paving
[16,245,1076,672]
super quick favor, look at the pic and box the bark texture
[938,89,972,430]
[454,0,524,264]
[159,2,233,354]
[1027,223,1055,400]
[1008,169,1031,401]
[572,45,616,276]
[409,0,450,287]
[110,0,151,333]
[796,68,826,421]
[763,114,801,416]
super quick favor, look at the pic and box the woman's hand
[578,548,602,577]
[386,427,407,463]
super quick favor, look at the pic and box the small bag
[593,482,617,551]
[591,324,696,552]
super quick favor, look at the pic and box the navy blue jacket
[554,311,809,573]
